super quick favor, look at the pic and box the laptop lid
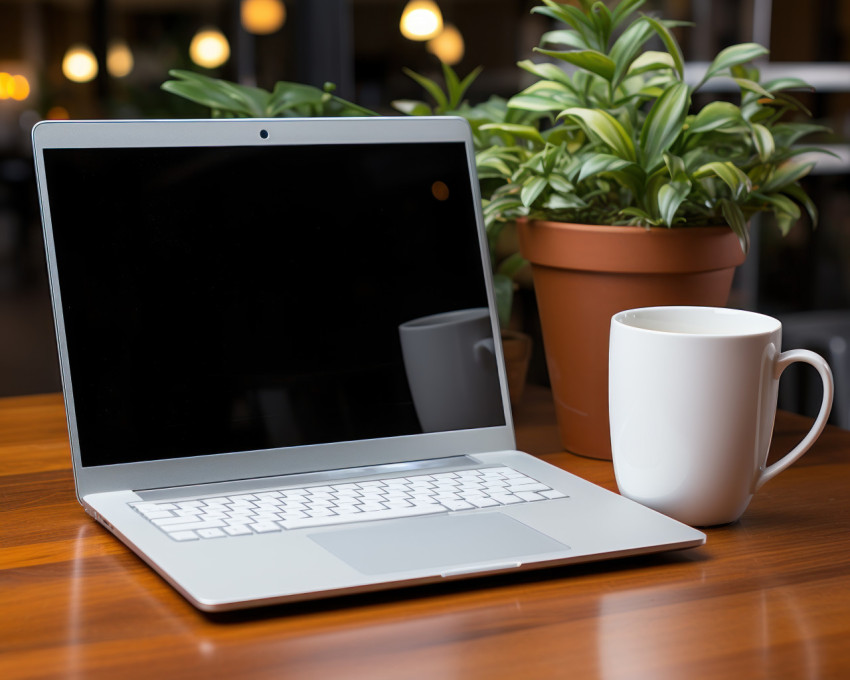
[32,117,515,499]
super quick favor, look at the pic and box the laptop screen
[43,140,505,468]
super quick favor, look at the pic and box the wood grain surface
[1,388,848,680]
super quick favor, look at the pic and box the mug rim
[612,305,781,338]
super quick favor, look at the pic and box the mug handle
[755,349,834,490]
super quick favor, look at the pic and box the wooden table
[2,388,849,679]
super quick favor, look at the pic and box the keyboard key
[442,499,474,511]
[508,482,549,493]
[541,489,568,499]
[515,491,545,502]
[143,510,175,520]
[468,496,500,508]
[197,528,226,539]
[224,525,253,536]
[169,531,199,541]
[160,519,227,532]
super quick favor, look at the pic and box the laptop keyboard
[130,466,568,541]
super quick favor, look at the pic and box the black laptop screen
[43,141,505,467]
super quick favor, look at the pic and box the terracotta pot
[517,220,746,460]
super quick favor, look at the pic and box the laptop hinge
[133,455,485,501]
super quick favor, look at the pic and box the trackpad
[309,512,570,575]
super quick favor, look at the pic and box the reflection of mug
[609,306,834,527]
[399,308,504,433]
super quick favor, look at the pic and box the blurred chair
[778,310,850,430]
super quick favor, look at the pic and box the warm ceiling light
[107,41,134,78]
[241,0,286,35]
[62,45,99,83]
[427,24,464,65]
[9,74,30,101]
[400,1,443,41]
[47,105,70,120]
[0,72,11,99]
[189,28,230,69]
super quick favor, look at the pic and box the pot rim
[516,219,747,274]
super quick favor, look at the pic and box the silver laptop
[32,117,704,611]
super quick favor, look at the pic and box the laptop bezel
[32,116,518,498]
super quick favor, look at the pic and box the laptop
[31,116,704,611]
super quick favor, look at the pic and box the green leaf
[520,176,548,207]
[162,71,270,116]
[657,178,691,226]
[700,43,769,86]
[479,123,546,146]
[544,193,587,210]
[516,59,574,87]
[508,94,570,113]
[534,48,616,82]
[162,79,250,116]
[215,80,269,117]
[763,77,814,93]
[693,161,752,198]
[577,153,634,181]
[267,81,326,115]
[626,50,675,76]
[547,173,574,194]
[720,199,750,253]
[643,16,685,79]
[734,77,774,100]
[758,161,815,193]
[771,122,831,146]
[391,99,432,116]
[589,2,613,47]
[533,0,600,50]
[609,18,657,86]
[751,123,775,162]
[540,29,590,50]
[783,183,819,227]
[639,81,690,171]
[610,0,646,29]
[560,107,637,161]
[619,206,656,224]
[686,101,741,134]
[443,63,482,110]
[476,157,516,178]
[401,67,448,112]
[753,191,802,235]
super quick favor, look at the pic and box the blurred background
[1,0,849,401]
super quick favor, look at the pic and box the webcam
[259,129,269,139]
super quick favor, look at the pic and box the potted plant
[472,0,827,458]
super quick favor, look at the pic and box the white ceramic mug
[609,306,834,526]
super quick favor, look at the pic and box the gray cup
[399,308,504,433]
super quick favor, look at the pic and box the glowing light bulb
[400,1,443,41]
[241,0,286,35]
[107,41,134,78]
[0,73,11,100]
[189,28,230,69]
[9,74,30,101]
[62,45,99,83]
[427,24,464,65]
